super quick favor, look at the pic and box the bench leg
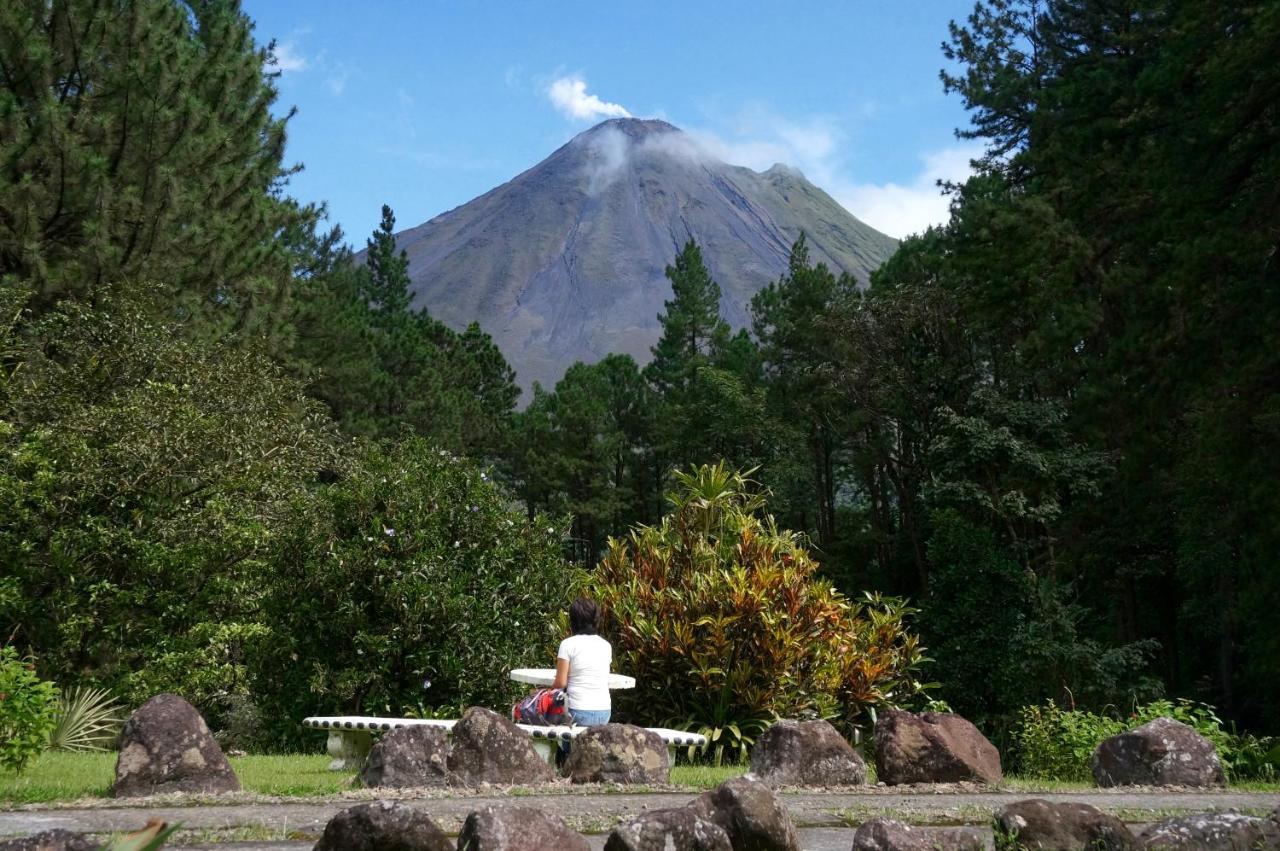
[666,745,678,768]
[531,739,555,765]
[326,730,372,771]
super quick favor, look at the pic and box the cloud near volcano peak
[548,76,631,121]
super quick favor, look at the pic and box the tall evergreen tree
[0,0,319,339]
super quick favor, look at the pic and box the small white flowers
[384,526,396,537]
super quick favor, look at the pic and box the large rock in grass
[1092,717,1226,788]
[457,805,590,851]
[447,706,553,786]
[604,808,733,851]
[0,831,100,851]
[852,817,984,850]
[359,725,450,788]
[995,799,1139,850]
[564,723,669,785]
[873,709,1002,785]
[748,719,866,787]
[1139,811,1280,849]
[689,776,800,851]
[313,800,452,851]
[112,694,240,797]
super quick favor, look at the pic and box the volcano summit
[390,118,898,394]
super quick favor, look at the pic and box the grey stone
[748,719,866,787]
[688,776,800,851]
[604,808,733,851]
[1092,717,1226,788]
[1139,810,1280,849]
[111,693,240,797]
[447,706,554,786]
[873,709,1003,786]
[564,723,669,785]
[457,805,590,851]
[0,831,99,851]
[313,800,451,851]
[996,799,1139,850]
[852,817,984,850]
[359,725,450,789]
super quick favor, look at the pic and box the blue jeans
[569,708,611,727]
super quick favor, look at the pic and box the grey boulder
[565,723,669,784]
[112,693,240,797]
[688,776,800,851]
[359,725,450,788]
[447,706,553,786]
[873,709,1002,785]
[748,719,866,787]
[1092,717,1226,788]
[995,799,1139,850]
[604,808,733,851]
[1139,811,1280,849]
[852,817,984,850]
[313,800,451,851]
[457,805,590,851]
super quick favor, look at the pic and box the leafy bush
[254,438,570,748]
[0,647,59,773]
[1013,700,1125,781]
[581,463,927,762]
[1014,698,1280,781]
[48,687,124,752]
[0,287,337,718]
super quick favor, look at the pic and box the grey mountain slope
[391,118,899,395]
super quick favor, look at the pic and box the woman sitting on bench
[551,596,612,729]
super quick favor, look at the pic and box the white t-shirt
[557,633,612,711]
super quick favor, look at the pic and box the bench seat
[302,715,707,771]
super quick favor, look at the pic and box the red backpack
[511,688,568,726]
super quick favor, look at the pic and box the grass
[0,752,344,805]
[5,754,1273,808]
[0,752,745,806]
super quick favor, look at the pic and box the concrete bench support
[304,716,705,771]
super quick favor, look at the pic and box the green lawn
[0,752,746,806]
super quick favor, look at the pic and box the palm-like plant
[48,686,124,751]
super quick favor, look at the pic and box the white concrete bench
[302,715,707,771]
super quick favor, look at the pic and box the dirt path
[3,789,1276,842]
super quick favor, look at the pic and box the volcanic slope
[392,117,899,395]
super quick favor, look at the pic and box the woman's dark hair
[569,597,600,636]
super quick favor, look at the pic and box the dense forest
[1,0,1277,749]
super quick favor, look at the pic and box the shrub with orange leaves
[578,462,928,761]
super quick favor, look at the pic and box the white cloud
[835,146,981,238]
[271,41,309,73]
[548,76,631,121]
[679,106,979,239]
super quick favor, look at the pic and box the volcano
[391,118,898,395]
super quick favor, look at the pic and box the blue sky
[244,1,981,243]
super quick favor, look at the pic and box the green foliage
[0,285,337,714]
[925,510,1160,735]
[0,648,59,774]
[48,687,123,753]
[1014,699,1280,782]
[256,438,569,748]
[511,354,656,563]
[295,205,517,459]
[0,0,318,339]
[581,463,927,762]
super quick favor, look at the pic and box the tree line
[2,0,1277,738]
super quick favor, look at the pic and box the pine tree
[0,0,318,340]
[646,240,729,395]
